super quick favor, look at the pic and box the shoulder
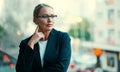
[19,36,33,52]
[52,28,70,39]
[19,36,32,47]
[52,28,69,35]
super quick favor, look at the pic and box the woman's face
[34,6,55,32]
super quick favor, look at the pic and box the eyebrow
[39,14,55,15]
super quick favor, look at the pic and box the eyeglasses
[37,15,57,19]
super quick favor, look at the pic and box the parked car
[0,50,16,72]
[68,52,96,72]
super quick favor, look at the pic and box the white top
[38,40,48,67]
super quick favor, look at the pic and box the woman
[16,3,71,72]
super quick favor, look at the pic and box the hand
[28,26,45,50]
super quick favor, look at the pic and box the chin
[46,27,53,31]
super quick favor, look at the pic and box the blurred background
[0,0,120,72]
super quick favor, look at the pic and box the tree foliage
[0,25,7,38]
[68,18,91,41]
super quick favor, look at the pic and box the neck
[43,30,51,40]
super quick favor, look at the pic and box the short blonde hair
[33,3,53,18]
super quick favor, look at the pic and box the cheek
[39,20,46,24]
[38,20,46,27]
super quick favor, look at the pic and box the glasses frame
[37,15,57,19]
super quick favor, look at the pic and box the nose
[47,17,53,22]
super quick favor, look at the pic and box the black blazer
[16,29,71,72]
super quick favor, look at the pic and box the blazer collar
[34,28,58,67]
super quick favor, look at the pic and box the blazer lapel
[34,43,42,68]
[43,29,57,65]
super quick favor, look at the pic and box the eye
[41,15,49,18]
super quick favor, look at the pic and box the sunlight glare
[0,0,4,16]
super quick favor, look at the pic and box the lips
[46,24,53,27]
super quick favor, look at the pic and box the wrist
[28,42,34,50]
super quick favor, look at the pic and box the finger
[38,26,44,33]
[35,26,39,33]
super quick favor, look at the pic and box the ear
[33,17,38,25]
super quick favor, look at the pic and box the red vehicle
[0,50,16,72]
